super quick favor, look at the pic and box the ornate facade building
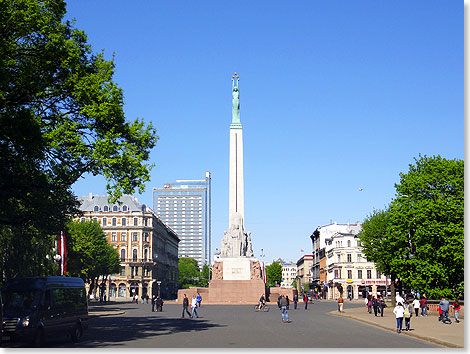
[77,194,179,299]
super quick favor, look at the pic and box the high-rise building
[153,172,211,268]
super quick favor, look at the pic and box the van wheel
[71,324,82,343]
[33,328,45,347]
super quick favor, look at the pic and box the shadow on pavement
[75,316,225,347]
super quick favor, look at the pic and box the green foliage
[292,279,297,290]
[0,0,157,281]
[199,264,210,287]
[178,258,200,289]
[265,262,282,287]
[66,220,120,286]
[359,155,464,300]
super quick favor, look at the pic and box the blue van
[1,276,88,346]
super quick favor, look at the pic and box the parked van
[1,276,88,346]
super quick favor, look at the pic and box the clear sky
[67,1,463,264]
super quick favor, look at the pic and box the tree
[265,262,282,287]
[358,208,399,305]
[66,220,120,295]
[359,155,464,300]
[388,155,464,299]
[198,264,210,287]
[178,257,200,289]
[0,0,157,281]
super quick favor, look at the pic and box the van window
[3,289,42,311]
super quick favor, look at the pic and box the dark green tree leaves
[265,261,282,287]
[0,0,157,281]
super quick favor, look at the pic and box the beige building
[325,232,389,300]
[77,194,180,299]
[296,255,314,290]
[281,263,297,288]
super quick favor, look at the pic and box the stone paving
[330,303,464,348]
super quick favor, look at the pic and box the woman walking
[412,296,420,317]
[453,300,461,323]
[372,296,379,317]
[393,302,405,333]
[404,301,413,331]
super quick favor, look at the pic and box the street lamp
[156,281,162,297]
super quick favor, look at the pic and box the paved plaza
[4,300,452,348]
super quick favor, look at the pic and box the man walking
[182,294,191,318]
[293,294,298,309]
[439,297,451,324]
[337,295,344,313]
[304,293,308,310]
[420,294,428,316]
[151,295,156,312]
[379,295,385,317]
[280,295,290,323]
[191,295,199,318]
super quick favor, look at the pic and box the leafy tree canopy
[178,257,200,289]
[359,155,464,300]
[66,220,120,290]
[0,0,157,281]
[265,261,282,287]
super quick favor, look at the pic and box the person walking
[156,296,164,312]
[420,295,428,316]
[196,292,202,308]
[286,295,290,310]
[393,301,405,333]
[379,295,385,317]
[337,295,344,313]
[452,300,461,323]
[191,295,199,318]
[293,294,298,309]
[439,297,451,324]
[412,296,420,317]
[404,301,413,331]
[182,294,191,318]
[278,294,282,310]
[304,293,308,310]
[372,296,379,317]
[367,295,372,314]
[280,295,290,323]
[151,295,156,312]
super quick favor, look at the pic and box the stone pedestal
[208,279,265,303]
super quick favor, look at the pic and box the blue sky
[68,1,463,263]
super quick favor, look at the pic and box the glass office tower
[153,172,211,268]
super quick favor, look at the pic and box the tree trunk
[390,272,396,307]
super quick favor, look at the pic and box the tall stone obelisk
[229,72,244,227]
[206,73,263,304]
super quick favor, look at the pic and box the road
[5,301,440,348]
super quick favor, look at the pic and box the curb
[89,311,125,317]
[329,311,460,348]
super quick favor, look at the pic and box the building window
[113,205,118,212]
[120,249,126,261]
[367,270,372,279]
[376,270,381,279]
[144,232,149,242]
[144,218,148,226]
[357,254,362,262]
[358,270,363,279]
[120,266,126,276]
[336,253,341,263]
[347,254,352,262]
[104,206,109,212]
[133,232,138,242]
[123,205,128,212]
[121,232,127,242]
[357,241,362,247]
[347,270,352,279]
[122,218,126,226]
[111,232,117,242]
[80,217,85,222]
[112,218,116,226]
[93,218,97,223]
[102,217,107,226]
[144,249,148,260]
[347,240,351,247]
[334,269,341,278]
[134,218,138,226]
[132,249,137,261]
[94,206,99,212]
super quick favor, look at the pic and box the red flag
[58,231,67,275]
[300,249,305,253]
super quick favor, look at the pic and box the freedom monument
[207,73,265,303]
[177,73,265,303]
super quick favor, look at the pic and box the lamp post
[260,248,266,285]
[157,281,162,297]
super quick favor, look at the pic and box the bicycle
[254,303,270,312]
